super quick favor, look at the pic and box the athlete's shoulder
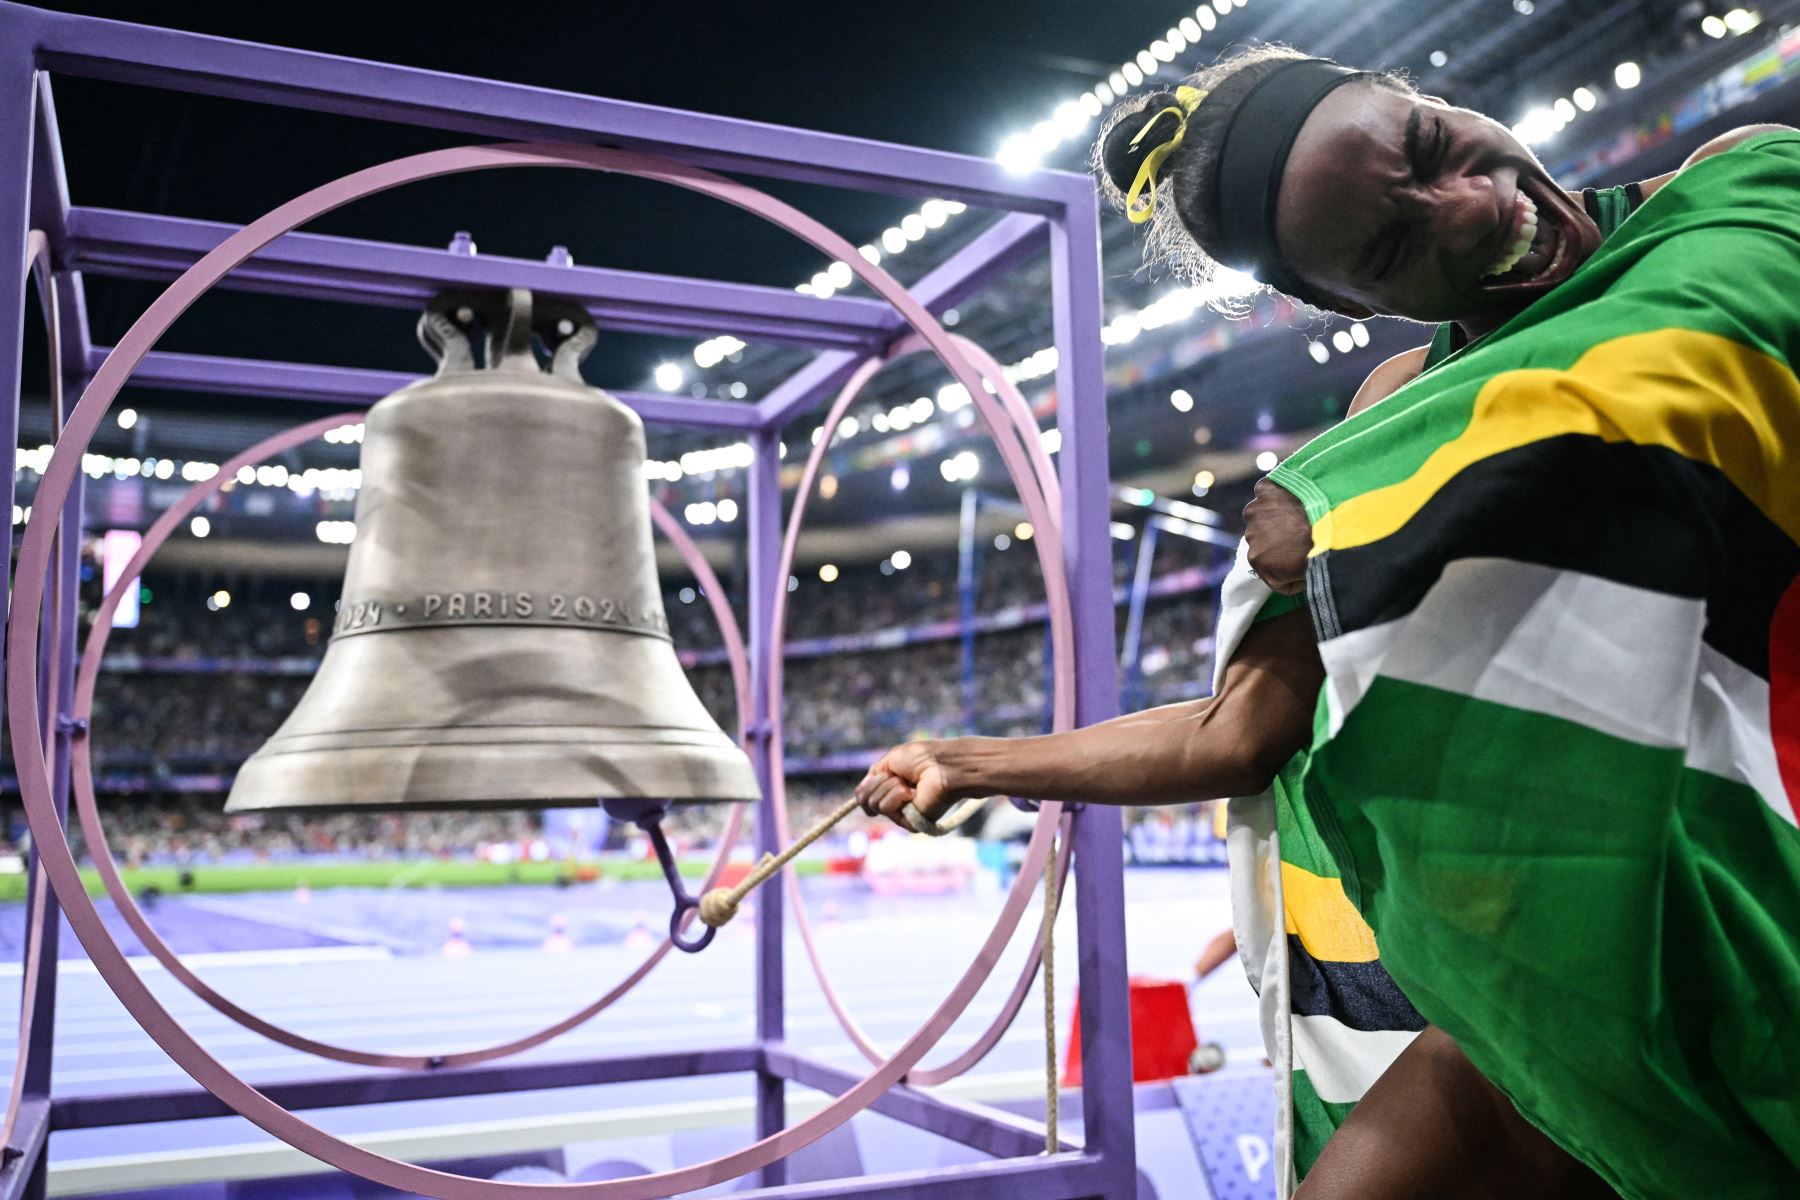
[1346,345,1430,417]
[1639,124,1800,201]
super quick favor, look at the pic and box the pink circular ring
[68,411,753,1070]
[8,141,1077,1199]
[769,331,1077,1083]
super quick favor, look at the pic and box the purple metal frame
[0,5,1131,1199]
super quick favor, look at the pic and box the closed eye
[1414,114,1449,180]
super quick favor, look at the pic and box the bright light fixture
[654,362,684,391]
[1255,450,1279,472]
[190,516,210,537]
[1614,61,1641,89]
[290,592,310,611]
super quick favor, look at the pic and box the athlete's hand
[855,740,970,829]
[1243,477,1313,596]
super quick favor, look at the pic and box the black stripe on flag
[1315,435,1799,680]
[1287,935,1429,1034]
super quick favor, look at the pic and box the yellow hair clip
[1125,85,1209,225]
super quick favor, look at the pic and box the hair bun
[1099,94,1185,194]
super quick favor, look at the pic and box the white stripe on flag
[1318,558,1794,826]
[1291,1014,1419,1104]
[1690,644,1789,821]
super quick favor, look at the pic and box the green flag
[1270,132,1800,1198]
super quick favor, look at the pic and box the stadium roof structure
[19,0,1800,568]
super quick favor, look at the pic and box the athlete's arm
[855,608,1323,823]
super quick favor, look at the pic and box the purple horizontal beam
[0,1098,48,1200]
[66,207,895,352]
[14,4,1073,211]
[87,346,763,431]
[755,212,1050,428]
[762,1044,1065,1161]
[730,1153,1107,1200]
[50,1045,761,1130]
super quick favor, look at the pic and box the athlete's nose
[1405,171,1499,259]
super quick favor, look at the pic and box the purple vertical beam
[0,40,42,1197]
[1047,177,1137,1199]
[745,425,787,1189]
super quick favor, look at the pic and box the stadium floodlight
[1308,341,1331,364]
[654,361,684,391]
[1332,329,1354,354]
[117,407,138,429]
[190,515,211,537]
[891,550,912,569]
[1614,61,1641,89]
[290,592,310,611]
[1572,86,1597,111]
[1724,7,1760,32]
[1256,450,1280,472]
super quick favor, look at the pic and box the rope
[699,792,1063,1156]
[1042,830,1059,1154]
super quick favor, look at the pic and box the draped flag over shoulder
[1269,132,1800,1199]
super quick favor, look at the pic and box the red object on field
[1061,975,1199,1086]
[825,856,864,875]
[715,861,754,890]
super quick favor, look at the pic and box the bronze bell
[226,289,759,838]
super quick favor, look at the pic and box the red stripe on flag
[1772,574,1800,823]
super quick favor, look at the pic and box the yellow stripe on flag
[1282,861,1381,963]
[1312,328,1800,555]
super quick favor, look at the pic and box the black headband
[1214,60,1368,300]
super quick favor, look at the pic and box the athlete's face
[1274,83,1603,328]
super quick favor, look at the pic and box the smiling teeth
[1483,193,1540,278]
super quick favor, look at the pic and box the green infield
[0,855,824,901]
